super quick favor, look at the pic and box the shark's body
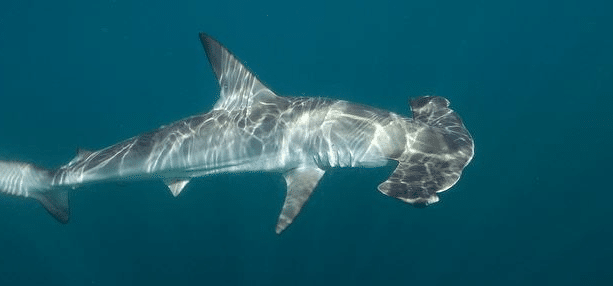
[0,33,474,233]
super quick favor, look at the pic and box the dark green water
[1,0,611,285]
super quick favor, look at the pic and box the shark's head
[377,96,474,207]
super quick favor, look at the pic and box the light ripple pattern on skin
[0,32,474,234]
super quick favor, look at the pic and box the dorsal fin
[76,148,94,159]
[199,32,277,111]
[67,148,94,166]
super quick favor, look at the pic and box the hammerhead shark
[0,33,474,233]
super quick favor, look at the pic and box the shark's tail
[0,161,70,223]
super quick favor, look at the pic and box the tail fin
[0,161,69,223]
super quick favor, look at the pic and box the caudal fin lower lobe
[0,161,70,223]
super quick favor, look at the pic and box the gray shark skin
[0,33,474,234]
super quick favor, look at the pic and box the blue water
[1,0,611,285]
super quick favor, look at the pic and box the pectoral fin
[164,178,190,197]
[276,166,325,234]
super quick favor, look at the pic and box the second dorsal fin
[199,32,278,111]
[67,148,94,166]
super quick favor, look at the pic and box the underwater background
[0,0,611,285]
